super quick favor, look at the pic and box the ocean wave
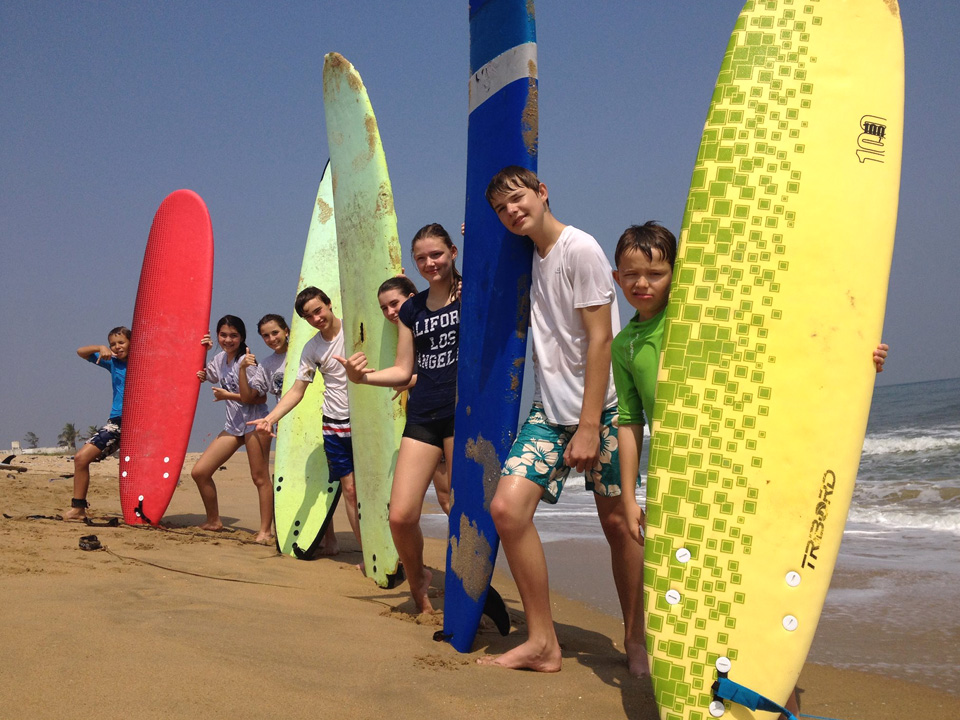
[847,507,960,536]
[854,480,960,506]
[861,433,960,456]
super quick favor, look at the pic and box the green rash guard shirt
[611,309,667,430]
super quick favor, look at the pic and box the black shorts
[402,416,455,449]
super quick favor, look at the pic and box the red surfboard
[119,190,214,525]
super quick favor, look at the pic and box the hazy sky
[2,2,957,451]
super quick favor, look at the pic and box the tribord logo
[856,115,887,164]
[800,469,836,570]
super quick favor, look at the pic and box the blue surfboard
[442,0,538,653]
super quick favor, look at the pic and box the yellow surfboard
[644,2,903,718]
[273,161,341,559]
[323,53,404,588]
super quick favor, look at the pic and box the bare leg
[389,437,443,613]
[190,433,243,531]
[318,519,340,556]
[63,443,101,520]
[245,430,275,543]
[431,458,451,515]
[339,471,363,548]
[478,475,561,672]
[595,493,648,677]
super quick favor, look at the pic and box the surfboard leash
[712,673,851,720]
[711,677,798,720]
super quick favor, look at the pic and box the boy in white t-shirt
[249,286,360,556]
[478,166,644,676]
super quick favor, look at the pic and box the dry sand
[0,453,953,719]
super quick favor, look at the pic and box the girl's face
[378,289,415,325]
[259,320,289,353]
[413,236,457,285]
[108,333,131,360]
[217,324,243,356]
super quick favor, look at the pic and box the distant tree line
[21,424,98,451]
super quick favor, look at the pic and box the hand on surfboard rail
[197,334,213,381]
[874,343,888,373]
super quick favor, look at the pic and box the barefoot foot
[253,531,275,545]
[62,508,87,522]
[411,567,434,614]
[318,537,340,556]
[198,520,224,532]
[625,638,650,678]
[477,639,562,673]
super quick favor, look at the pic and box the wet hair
[294,286,332,318]
[257,313,290,334]
[377,275,418,298]
[215,315,248,359]
[107,326,131,341]
[614,221,678,269]
[411,223,462,302]
[485,165,547,208]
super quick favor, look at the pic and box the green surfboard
[273,161,342,559]
[323,52,404,588]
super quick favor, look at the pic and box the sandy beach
[1,452,953,720]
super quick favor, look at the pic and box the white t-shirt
[296,326,349,420]
[258,351,287,403]
[530,225,620,425]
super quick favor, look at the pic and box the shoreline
[0,453,954,719]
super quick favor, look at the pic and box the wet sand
[0,453,953,719]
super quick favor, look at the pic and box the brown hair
[614,221,678,269]
[377,275,418,298]
[484,165,544,208]
[411,223,461,303]
[294,286,332,318]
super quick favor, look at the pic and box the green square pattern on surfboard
[643,2,903,718]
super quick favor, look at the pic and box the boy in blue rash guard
[63,326,130,521]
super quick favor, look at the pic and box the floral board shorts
[85,418,121,460]
[501,403,619,504]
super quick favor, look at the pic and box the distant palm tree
[58,423,80,449]
[85,425,100,442]
[23,432,39,449]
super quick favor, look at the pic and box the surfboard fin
[482,586,511,636]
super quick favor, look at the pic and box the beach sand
[0,453,953,719]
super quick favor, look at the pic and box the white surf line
[469,41,538,113]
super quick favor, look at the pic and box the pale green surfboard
[644,2,903,718]
[273,161,342,559]
[323,53,404,588]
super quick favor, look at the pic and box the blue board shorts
[501,403,620,504]
[322,416,354,480]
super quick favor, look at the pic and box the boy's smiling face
[491,182,547,236]
[613,247,673,321]
[300,296,336,335]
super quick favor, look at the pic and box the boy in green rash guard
[611,222,890,696]
[611,222,677,548]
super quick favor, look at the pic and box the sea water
[423,377,960,691]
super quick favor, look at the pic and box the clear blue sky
[2,2,957,451]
